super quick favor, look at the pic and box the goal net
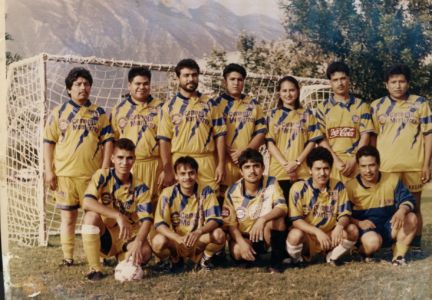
[4,53,331,247]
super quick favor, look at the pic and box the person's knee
[151,234,168,253]
[345,224,359,241]
[269,217,286,231]
[405,212,418,231]
[61,210,78,226]
[212,228,226,244]
[361,232,382,251]
[287,228,304,245]
[83,211,101,226]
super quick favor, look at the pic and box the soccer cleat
[170,258,185,274]
[60,258,74,267]
[197,255,214,272]
[391,256,407,266]
[211,250,227,266]
[86,270,106,281]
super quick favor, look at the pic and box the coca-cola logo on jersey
[328,127,356,139]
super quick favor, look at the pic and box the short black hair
[356,145,380,165]
[306,147,333,168]
[174,156,199,173]
[238,148,264,169]
[277,75,301,109]
[175,59,200,77]
[114,138,136,152]
[326,61,350,79]
[128,67,151,82]
[65,67,93,90]
[384,64,411,83]
[223,63,247,79]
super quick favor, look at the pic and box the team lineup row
[43,59,432,280]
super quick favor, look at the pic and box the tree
[280,0,432,99]
[6,33,22,65]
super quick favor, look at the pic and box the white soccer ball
[114,259,144,282]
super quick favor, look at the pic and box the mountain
[6,0,285,64]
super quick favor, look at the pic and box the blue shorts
[359,219,393,247]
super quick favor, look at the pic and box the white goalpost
[3,53,331,248]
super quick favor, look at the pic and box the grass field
[7,197,432,299]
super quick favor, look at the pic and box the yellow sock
[204,242,225,258]
[61,232,75,260]
[82,225,102,272]
[392,242,409,260]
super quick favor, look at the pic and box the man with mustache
[286,147,358,266]
[346,145,417,265]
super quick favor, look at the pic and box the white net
[5,53,330,247]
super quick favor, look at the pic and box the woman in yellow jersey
[266,76,323,200]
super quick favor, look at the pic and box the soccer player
[286,147,358,265]
[267,76,323,200]
[157,58,226,192]
[371,64,432,248]
[215,63,266,191]
[223,148,287,273]
[81,138,153,280]
[43,67,113,266]
[316,62,374,183]
[346,145,417,265]
[110,67,163,207]
[152,156,226,272]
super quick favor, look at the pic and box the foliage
[6,33,22,65]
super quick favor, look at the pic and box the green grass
[7,197,432,299]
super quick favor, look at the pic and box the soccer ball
[114,259,144,282]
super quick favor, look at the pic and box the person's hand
[342,158,356,177]
[283,161,298,174]
[230,148,243,165]
[421,164,431,184]
[116,213,132,241]
[391,207,408,230]
[45,170,58,191]
[184,228,203,248]
[357,220,376,231]
[330,224,344,248]
[315,229,332,251]
[124,240,143,266]
[249,217,266,243]
[239,239,256,261]
[215,163,225,184]
[334,158,345,172]
[157,168,175,190]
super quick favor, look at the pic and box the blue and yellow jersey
[315,95,373,156]
[223,176,287,234]
[84,168,153,224]
[346,172,415,226]
[154,183,222,236]
[43,100,113,178]
[289,178,351,233]
[266,106,323,180]
[110,95,163,160]
[156,92,226,155]
[371,95,432,172]
[215,93,266,150]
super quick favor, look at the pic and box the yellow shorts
[133,158,162,210]
[303,231,332,260]
[55,176,89,210]
[172,153,218,192]
[99,221,140,258]
[392,171,423,193]
[223,161,241,188]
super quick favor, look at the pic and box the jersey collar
[126,94,153,106]
[176,182,199,198]
[307,177,331,194]
[176,91,202,101]
[356,172,381,189]
[221,93,246,101]
[241,177,264,199]
[68,99,91,108]
[281,106,293,113]
[329,94,355,108]
[111,168,133,186]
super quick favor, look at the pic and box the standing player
[215,63,266,191]
[286,147,358,265]
[371,64,432,248]
[267,76,323,200]
[157,59,226,192]
[316,62,374,183]
[44,67,113,266]
[152,156,226,272]
[81,138,153,280]
[110,67,163,208]
[346,146,417,265]
[223,148,287,273]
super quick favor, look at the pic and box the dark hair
[223,63,247,79]
[114,138,136,152]
[276,75,301,109]
[128,67,151,82]
[306,147,333,168]
[238,148,264,169]
[384,64,411,83]
[326,61,350,79]
[175,59,200,77]
[356,145,380,165]
[65,67,93,90]
[174,156,199,172]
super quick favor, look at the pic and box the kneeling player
[81,138,153,280]
[223,148,287,273]
[287,147,358,265]
[346,146,417,265]
[152,156,226,272]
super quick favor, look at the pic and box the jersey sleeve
[272,181,288,213]
[288,183,305,221]
[202,188,223,226]
[265,110,277,144]
[135,184,153,222]
[43,109,60,144]
[156,103,173,141]
[211,101,227,138]
[370,101,380,135]
[83,169,105,201]
[336,183,352,220]
[222,191,238,228]
[420,100,432,135]
[359,101,374,135]
[154,189,172,228]
[306,109,324,142]
[252,104,267,137]
[394,180,415,211]
[98,108,114,144]
[109,110,120,140]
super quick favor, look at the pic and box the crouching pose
[81,138,153,280]
[223,148,287,273]
[346,146,417,265]
[152,156,226,272]
[287,147,358,265]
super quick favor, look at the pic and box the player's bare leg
[286,228,306,263]
[194,228,226,271]
[60,209,78,266]
[359,231,382,261]
[125,239,152,266]
[391,212,418,265]
[326,224,358,265]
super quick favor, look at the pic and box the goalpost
[2,53,331,248]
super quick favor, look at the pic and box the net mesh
[5,53,331,247]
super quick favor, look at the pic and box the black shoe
[170,259,185,274]
[211,250,227,266]
[196,255,214,272]
[268,264,284,273]
[60,258,74,267]
[86,270,105,281]
[392,256,407,266]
